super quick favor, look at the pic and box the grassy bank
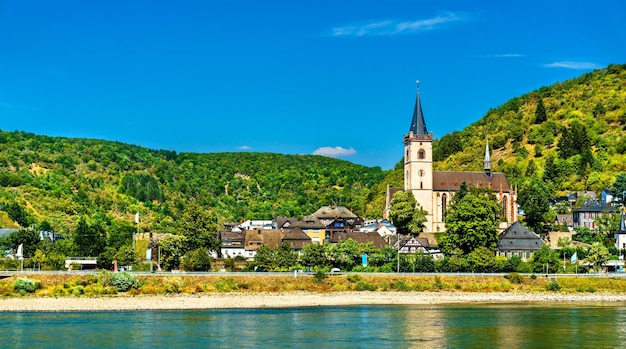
[3,273,626,298]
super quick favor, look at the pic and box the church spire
[484,136,491,176]
[408,81,428,135]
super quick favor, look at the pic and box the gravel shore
[2,291,626,312]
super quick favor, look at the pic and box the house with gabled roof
[220,230,249,259]
[359,219,397,240]
[311,205,363,239]
[397,236,430,254]
[496,221,543,261]
[330,231,387,249]
[294,215,326,244]
[276,217,298,230]
[281,227,312,252]
[573,200,619,230]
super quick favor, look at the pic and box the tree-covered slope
[432,63,626,194]
[0,131,386,234]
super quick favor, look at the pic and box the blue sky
[1,1,625,170]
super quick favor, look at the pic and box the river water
[2,303,625,348]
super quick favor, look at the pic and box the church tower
[404,83,434,231]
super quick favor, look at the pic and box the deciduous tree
[440,187,500,255]
[388,190,427,235]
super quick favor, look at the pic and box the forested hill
[432,63,626,194]
[0,131,386,235]
[2,64,625,236]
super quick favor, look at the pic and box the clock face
[418,169,425,177]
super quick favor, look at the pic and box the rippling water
[2,303,626,348]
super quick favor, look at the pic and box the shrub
[505,272,524,284]
[214,279,238,292]
[546,280,561,291]
[97,270,113,286]
[355,281,376,291]
[433,276,444,290]
[13,278,36,294]
[346,274,362,283]
[530,274,537,280]
[393,280,412,291]
[162,277,183,294]
[313,270,327,283]
[110,272,140,292]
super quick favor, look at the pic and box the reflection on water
[1,303,625,348]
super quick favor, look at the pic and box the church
[387,87,518,233]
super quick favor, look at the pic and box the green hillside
[2,63,625,237]
[0,132,385,234]
[432,63,626,194]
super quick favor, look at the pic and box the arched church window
[418,149,425,159]
[442,194,447,219]
[502,196,508,220]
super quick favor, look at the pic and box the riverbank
[2,291,626,312]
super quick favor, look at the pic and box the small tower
[404,81,434,231]
[484,136,491,177]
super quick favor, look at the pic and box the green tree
[182,248,212,271]
[32,249,46,270]
[466,246,498,272]
[328,238,360,271]
[179,202,221,253]
[388,190,427,235]
[73,217,107,257]
[440,187,500,255]
[1,201,30,227]
[586,242,609,272]
[300,243,329,269]
[518,176,554,234]
[274,242,297,270]
[2,229,40,258]
[534,98,547,124]
[531,245,560,273]
[159,235,188,271]
[253,245,274,270]
[612,174,626,205]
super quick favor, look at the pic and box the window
[442,194,447,219]
[502,196,508,219]
[418,149,425,159]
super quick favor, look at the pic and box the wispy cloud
[330,12,467,37]
[238,145,251,150]
[313,146,357,158]
[0,101,40,111]
[544,61,600,70]
[479,53,525,58]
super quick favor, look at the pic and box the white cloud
[479,53,524,58]
[238,145,251,150]
[544,61,600,70]
[0,101,40,111]
[313,146,357,158]
[330,12,466,37]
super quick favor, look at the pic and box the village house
[496,222,543,261]
[573,200,619,230]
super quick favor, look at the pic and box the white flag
[16,243,23,260]
[135,212,139,224]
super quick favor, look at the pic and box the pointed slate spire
[408,82,428,135]
[484,136,491,176]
